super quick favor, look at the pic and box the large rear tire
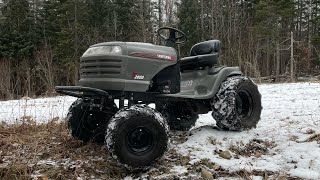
[156,101,198,131]
[211,76,262,131]
[67,98,118,144]
[105,105,169,169]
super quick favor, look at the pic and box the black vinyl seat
[180,40,221,70]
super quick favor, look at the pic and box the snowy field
[1,82,320,179]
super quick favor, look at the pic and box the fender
[204,66,242,99]
[159,66,242,99]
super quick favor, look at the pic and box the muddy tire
[105,105,169,169]
[67,98,118,144]
[211,76,262,131]
[156,101,198,131]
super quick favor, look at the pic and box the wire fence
[0,96,77,124]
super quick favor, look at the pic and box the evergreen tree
[114,0,142,42]
[85,0,114,42]
[176,0,201,56]
[0,0,36,60]
[254,0,295,40]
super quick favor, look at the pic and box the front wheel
[211,76,262,131]
[105,105,169,169]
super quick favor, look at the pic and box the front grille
[80,59,122,78]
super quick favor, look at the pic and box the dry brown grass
[305,133,320,143]
[0,122,304,180]
[229,139,277,158]
[0,121,125,180]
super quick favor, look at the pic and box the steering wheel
[157,27,187,46]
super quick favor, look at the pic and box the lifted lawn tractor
[56,27,262,169]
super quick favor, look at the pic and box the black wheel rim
[236,90,253,119]
[127,127,153,153]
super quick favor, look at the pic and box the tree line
[0,0,320,100]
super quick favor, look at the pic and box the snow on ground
[1,82,320,179]
[0,96,76,124]
[181,82,320,179]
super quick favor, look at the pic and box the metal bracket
[55,86,112,99]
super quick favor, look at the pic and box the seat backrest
[190,40,221,56]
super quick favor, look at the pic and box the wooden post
[201,0,204,40]
[290,31,295,82]
[308,1,312,63]
[276,42,280,82]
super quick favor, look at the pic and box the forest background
[0,0,320,100]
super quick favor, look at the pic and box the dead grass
[0,123,306,179]
[229,139,277,158]
[305,133,320,143]
[0,121,124,179]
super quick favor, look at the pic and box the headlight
[82,46,122,56]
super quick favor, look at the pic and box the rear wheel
[211,76,262,131]
[156,101,198,131]
[67,98,118,144]
[105,105,169,169]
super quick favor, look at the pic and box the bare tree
[35,43,55,95]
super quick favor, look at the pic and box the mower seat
[180,40,221,70]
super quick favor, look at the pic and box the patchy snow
[179,82,320,179]
[170,165,188,175]
[1,82,320,179]
[0,96,77,124]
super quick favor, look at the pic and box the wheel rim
[236,90,253,119]
[127,127,153,153]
